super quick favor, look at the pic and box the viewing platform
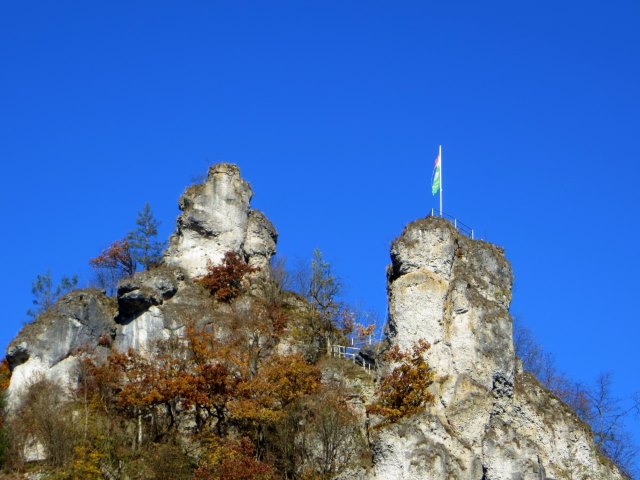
[427,208,475,239]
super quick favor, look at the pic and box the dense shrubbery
[4,255,372,479]
[6,249,442,479]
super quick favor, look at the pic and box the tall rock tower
[6,163,278,413]
[367,216,623,480]
[164,163,277,278]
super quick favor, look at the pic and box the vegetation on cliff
[2,248,433,480]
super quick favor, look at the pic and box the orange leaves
[194,436,275,480]
[198,252,257,302]
[89,238,136,295]
[89,238,135,275]
[356,322,376,337]
[87,318,322,440]
[367,339,434,425]
[0,359,10,393]
[0,359,10,433]
[230,354,321,424]
[259,353,321,408]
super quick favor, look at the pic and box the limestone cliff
[364,217,623,480]
[6,163,278,412]
[4,165,625,479]
[6,290,116,412]
[164,163,277,278]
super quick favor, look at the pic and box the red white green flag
[432,151,441,195]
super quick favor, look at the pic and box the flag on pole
[431,151,441,195]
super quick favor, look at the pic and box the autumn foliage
[194,437,275,480]
[367,339,434,425]
[0,358,10,468]
[89,238,136,295]
[69,308,337,479]
[0,360,10,393]
[199,252,257,302]
[7,251,373,478]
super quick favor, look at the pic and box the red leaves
[89,238,136,294]
[194,437,274,480]
[198,252,257,302]
[89,238,135,276]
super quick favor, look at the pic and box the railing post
[471,229,474,240]
[454,218,457,229]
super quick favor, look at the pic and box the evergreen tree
[27,271,78,318]
[128,203,164,270]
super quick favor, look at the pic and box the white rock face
[6,290,115,411]
[7,164,276,413]
[165,163,277,278]
[368,217,624,480]
[4,168,625,479]
[115,306,169,353]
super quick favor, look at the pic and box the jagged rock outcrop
[116,265,180,320]
[164,163,277,278]
[4,164,625,480]
[6,290,116,411]
[366,216,623,480]
[6,163,275,410]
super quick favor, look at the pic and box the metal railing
[329,344,375,375]
[347,334,374,348]
[428,209,474,239]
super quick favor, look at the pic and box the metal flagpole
[439,145,443,217]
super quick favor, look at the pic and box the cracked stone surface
[366,216,623,480]
[3,170,627,479]
[6,289,117,411]
[164,163,277,278]
[6,164,277,411]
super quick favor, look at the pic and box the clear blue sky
[1,0,638,459]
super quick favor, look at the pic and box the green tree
[129,202,164,270]
[295,249,343,358]
[27,271,78,318]
[308,248,341,320]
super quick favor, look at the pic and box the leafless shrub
[13,377,78,467]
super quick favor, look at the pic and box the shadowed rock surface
[116,265,181,321]
[6,290,116,411]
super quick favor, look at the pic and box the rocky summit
[164,163,277,278]
[4,164,624,479]
[361,217,623,479]
[6,164,278,413]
